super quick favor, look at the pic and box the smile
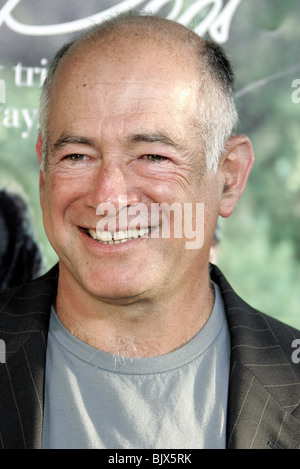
[86,227,151,244]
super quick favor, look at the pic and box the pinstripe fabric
[0,263,299,449]
[0,266,57,449]
[210,266,300,449]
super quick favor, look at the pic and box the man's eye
[144,154,168,162]
[64,154,88,162]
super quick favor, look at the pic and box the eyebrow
[127,132,182,151]
[51,134,97,153]
[51,131,183,154]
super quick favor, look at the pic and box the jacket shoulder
[0,265,58,361]
[0,264,58,315]
[210,263,300,374]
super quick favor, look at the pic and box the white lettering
[291,78,300,104]
[0,105,39,138]
[1,0,147,35]
[176,0,241,43]
[95,200,205,249]
[178,0,223,36]
[108,453,143,466]
[291,338,300,364]
[96,202,118,234]
[0,339,6,364]
[128,203,150,231]
[3,106,20,128]
[0,79,5,103]
[21,108,38,138]
[144,0,183,20]
[209,0,241,43]
[153,453,192,464]
[0,0,240,43]
[13,59,48,87]
[184,202,204,250]
[159,202,182,239]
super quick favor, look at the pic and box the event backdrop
[0,0,299,327]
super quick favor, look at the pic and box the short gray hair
[39,12,238,173]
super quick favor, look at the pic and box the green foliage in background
[0,0,299,328]
[217,0,300,328]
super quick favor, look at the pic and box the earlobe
[219,135,254,218]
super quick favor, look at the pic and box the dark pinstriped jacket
[0,263,299,449]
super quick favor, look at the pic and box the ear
[218,135,254,218]
[36,132,46,203]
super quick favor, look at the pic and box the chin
[80,273,148,304]
[89,285,149,305]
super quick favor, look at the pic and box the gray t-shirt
[42,282,230,449]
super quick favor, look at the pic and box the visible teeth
[88,229,98,240]
[87,228,151,244]
[113,231,126,241]
[100,231,112,241]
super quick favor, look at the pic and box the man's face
[38,38,224,304]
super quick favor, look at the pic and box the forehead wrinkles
[76,80,197,112]
[53,27,201,92]
[49,59,199,130]
[48,34,202,144]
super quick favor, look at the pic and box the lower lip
[79,227,155,254]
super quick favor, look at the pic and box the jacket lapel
[0,331,47,448]
[1,263,299,449]
[210,264,300,449]
[226,361,300,449]
[0,265,58,449]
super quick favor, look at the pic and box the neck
[55,268,215,358]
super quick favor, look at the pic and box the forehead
[47,36,201,140]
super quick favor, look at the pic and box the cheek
[131,160,195,197]
[139,173,198,205]
[44,172,88,208]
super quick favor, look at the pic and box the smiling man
[0,12,299,450]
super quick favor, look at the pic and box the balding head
[39,12,238,172]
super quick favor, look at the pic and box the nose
[85,160,140,212]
